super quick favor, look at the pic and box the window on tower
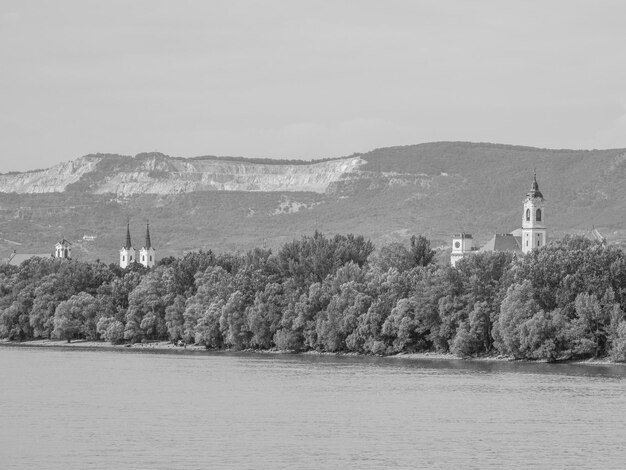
[526,209,530,221]
[536,209,542,221]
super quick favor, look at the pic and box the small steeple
[138,220,156,268]
[145,222,151,249]
[125,221,132,249]
[527,170,543,199]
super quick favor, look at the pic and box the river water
[1,346,625,469]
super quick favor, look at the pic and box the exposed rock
[0,156,102,194]
[0,154,366,195]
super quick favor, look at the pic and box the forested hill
[0,142,624,263]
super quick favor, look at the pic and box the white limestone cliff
[0,154,366,195]
[0,156,102,194]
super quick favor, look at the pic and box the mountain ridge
[0,152,365,195]
[0,141,624,263]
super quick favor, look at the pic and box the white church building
[120,222,156,268]
[451,173,547,267]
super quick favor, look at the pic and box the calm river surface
[1,346,626,469]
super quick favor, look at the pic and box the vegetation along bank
[1,232,625,362]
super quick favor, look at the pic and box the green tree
[610,321,626,362]
[246,283,285,349]
[571,293,606,358]
[451,321,480,357]
[124,269,169,342]
[373,242,414,273]
[409,235,436,267]
[52,292,97,342]
[96,316,125,344]
[318,282,371,352]
[183,266,232,342]
[276,231,374,288]
[493,281,542,358]
[518,310,566,361]
[165,295,186,342]
[0,284,36,341]
[195,300,224,348]
[219,291,250,350]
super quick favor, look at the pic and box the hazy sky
[2,1,626,171]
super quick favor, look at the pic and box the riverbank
[0,338,206,352]
[1,338,623,366]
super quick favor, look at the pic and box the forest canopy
[1,232,625,362]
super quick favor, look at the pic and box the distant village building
[5,237,71,266]
[451,173,548,267]
[54,239,72,259]
[450,233,478,267]
[120,222,156,268]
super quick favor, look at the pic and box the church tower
[120,222,136,268]
[139,222,156,268]
[521,172,547,254]
[450,233,475,267]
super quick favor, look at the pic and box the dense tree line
[1,232,625,362]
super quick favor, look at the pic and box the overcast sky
[1,1,626,172]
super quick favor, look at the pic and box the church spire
[138,220,156,268]
[145,222,151,249]
[125,221,132,249]
[527,170,543,199]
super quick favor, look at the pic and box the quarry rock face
[0,156,102,194]
[0,153,366,195]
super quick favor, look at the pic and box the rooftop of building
[6,252,52,266]
[478,233,522,253]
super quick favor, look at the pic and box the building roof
[55,239,72,247]
[479,234,522,253]
[582,226,607,244]
[591,226,606,243]
[6,253,52,266]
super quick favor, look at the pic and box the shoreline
[1,338,623,366]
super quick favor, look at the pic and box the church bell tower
[521,172,547,254]
[139,222,156,268]
[120,221,136,268]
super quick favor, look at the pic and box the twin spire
[120,220,156,268]
[123,220,152,249]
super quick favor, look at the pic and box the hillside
[0,153,364,195]
[0,142,624,263]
